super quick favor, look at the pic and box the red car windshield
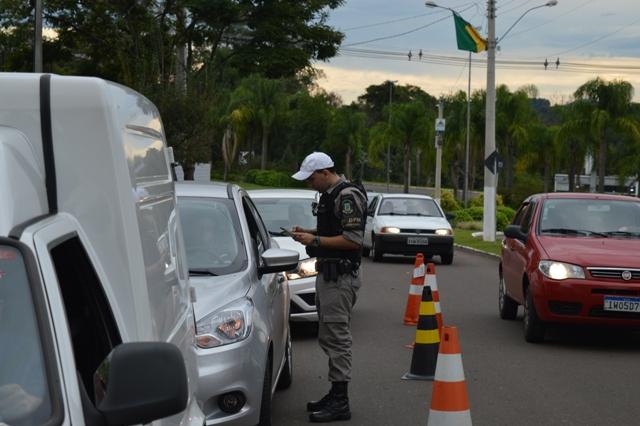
[539,198,640,237]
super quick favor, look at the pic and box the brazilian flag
[453,13,486,53]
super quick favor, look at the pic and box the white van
[0,74,204,426]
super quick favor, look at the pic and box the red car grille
[587,268,640,281]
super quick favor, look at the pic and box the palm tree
[231,75,286,169]
[389,101,431,193]
[574,78,640,192]
[323,106,367,179]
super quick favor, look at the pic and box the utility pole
[386,80,397,192]
[34,0,42,72]
[482,0,497,241]
[434,97,444,204]
[464,51,472,208]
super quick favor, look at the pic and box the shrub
[453,209,473,224]
[496,211,510,231]
[440,190,461,212]
[469,193,504,208]
[245,169,305,188]
[456,220,482,231]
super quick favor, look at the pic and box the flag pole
[464,51,471,208]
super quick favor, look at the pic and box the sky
[314,0,640,104]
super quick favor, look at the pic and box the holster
[316,258,360,282]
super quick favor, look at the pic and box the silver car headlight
[380,226,401,234]
[286,257,317,280]
[196,297,253,349]
[538,260,585,280]
[435,228,453,236]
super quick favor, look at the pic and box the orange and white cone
[403,253,426,326]
[425,263,443,336]
[427,326,472,426]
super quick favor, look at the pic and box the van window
[49,237,121,404]
[253,198,316,235]
[0,245,55,426]
[177,197,248,275]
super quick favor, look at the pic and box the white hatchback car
[364,193,455,264]
[249,189,320,323]
[177,182,299,426]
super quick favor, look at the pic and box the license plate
[407,237,429,246]
[603,296,640,313]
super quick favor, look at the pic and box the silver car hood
[190,271,250,320]
[375,215,452,229]
[272,236,309,260]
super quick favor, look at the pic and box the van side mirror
[259,248,299,275]
[94,342,188,426]
[504,224,527,242]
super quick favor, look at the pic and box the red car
[499,192,640,342]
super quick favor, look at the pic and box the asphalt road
[272,250,640,426]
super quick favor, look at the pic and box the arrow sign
[435,118,446,133]
[484,150,504,174]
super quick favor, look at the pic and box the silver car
[249,189,320,323]
[176,182,299,426]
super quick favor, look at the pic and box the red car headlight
[538,260,585,280]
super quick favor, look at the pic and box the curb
[454,243,500,261]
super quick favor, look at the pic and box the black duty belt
[316,258,360,281]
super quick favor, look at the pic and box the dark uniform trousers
[315,271,361,382]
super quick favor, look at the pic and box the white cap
[292,152,335,181]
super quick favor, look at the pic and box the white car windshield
[0,246,53,425]
[378,198,442,217]
[178,197,248,275]
[539,199,640,237]
[253,198,316,236]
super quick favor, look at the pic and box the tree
[389,101,432,193]
[574,78,640,192]
[323,106,367,179]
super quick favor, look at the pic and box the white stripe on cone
[435,301,441,313]
[413,264,426,278]
[409,284,423,295]
[426,274,439,291]
[433,354,465,382]
[428,410,472,426]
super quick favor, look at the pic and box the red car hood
[538,236,640,267]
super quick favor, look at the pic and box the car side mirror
[259,248,300,275]
[93,342,188,426]
[504,224,527,242]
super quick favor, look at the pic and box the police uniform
[313,177,366,383]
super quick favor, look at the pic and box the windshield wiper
[603,230,640,237]
[189,269,218,276]
[541,228,608,237]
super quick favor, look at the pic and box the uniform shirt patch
[340,194,363,230]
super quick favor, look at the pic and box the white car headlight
[435,229,453,236]
[538,260,585,280]
[380,226,401,234]
[286,257,317,280]
[196,297,253,349]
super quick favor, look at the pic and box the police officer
[291,152,366,423]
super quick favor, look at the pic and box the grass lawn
[454,228,503,256]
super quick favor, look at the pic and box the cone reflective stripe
[403,253,426,325]
[402,286,439,381]
[427,326,471,426]
[426,263,443,335]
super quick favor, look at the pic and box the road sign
[435,118,446,133]
[484,150,504,174]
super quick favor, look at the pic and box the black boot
[309,382,351,423]
[306,388,334,412]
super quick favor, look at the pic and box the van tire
[276,333,293,390]
[258,354,273,426]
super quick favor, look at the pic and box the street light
[483,0,557,241]
[386,80,398,192]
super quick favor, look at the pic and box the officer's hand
[292,225,305,233]
[292,232,314,246]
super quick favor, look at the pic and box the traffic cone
[427,326,472,426]
[403,253,426,326]
[425,263,443,336]
[402,286,439,381]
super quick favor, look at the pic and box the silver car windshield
[378,198,442,217]
[0,246,53,425]
[178,197,248,275]
[539,199,640,237]
[253,198,316,235]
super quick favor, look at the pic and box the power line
[342,4,476,48]
[506,0,597,40]
[548,15,640,57]
[342,12,441,32]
